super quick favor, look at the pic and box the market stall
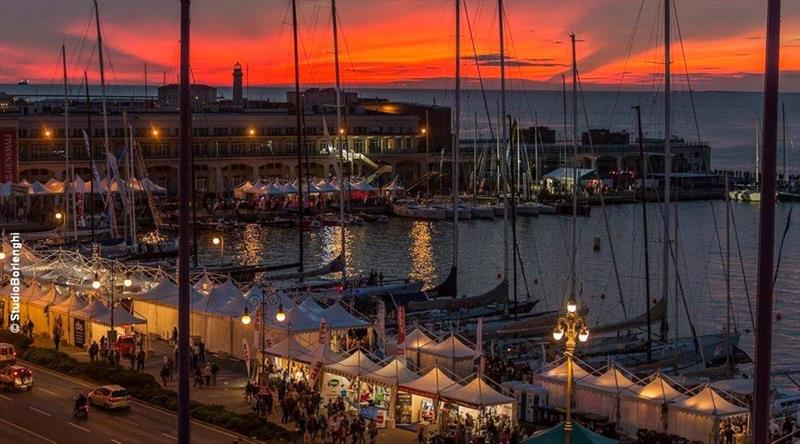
[397,366,461,425]
[418,333,476,378]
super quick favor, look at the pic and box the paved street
[0,361,255,444]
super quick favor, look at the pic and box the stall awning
[524,422,618,444]
[362,358,419,386]
[582,365,637,393]
[672,386,748,416]
[441,376,514,408]
[629,374,683,402]
[403,328,436,350]
[420,334,476,360]
[399,367,460,397]
[326,350,381,378]
[540,359,592,382]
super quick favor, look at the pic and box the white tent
[264,336,314,362]
[315,180,337,193]
[193,273,215,295]
[326,349,381,379]
[531,358,594,408]
[619,373,684,434]
[441,375,515,408]
[322,303,370,330]
[418,334,477,377]
[362,357,419,387]
[28,181,53,195]
[575,365,639,426]
[201,280,242,313]
[667,386,748,444]
[399,366,460,397]
[234,181,254,199]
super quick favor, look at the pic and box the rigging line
[707,199,729,287]
[772,205,793,287]
[672,0,702,143]
[463,0,496,142]
[729,207,754,331]
[607,0,645,129]
[577,70,628,318]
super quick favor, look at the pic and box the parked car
[116,335,137,359]
[0,343,16,366]
[0,364,33,391]
[88,385,131,410]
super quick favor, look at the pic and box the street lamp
[55,211,63,222]
[91,273,101,290]
[553,295,589,444]
[211,236,224,268]
[123,271,133,289]
[240,290,286,384]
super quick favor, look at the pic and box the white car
[88,385,131,410]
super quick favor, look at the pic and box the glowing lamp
[0,252,5,260]
[152,129,160,137]
[44,130,52,137]
[553,328,564,341]
[123,272,132,288]
[241,311,252,325]
[579,328,590,342]
[339,128,345,135]
[55,212,63,220]
[212,237,221,246]
[421,128,427,134]
[91,273,101,290]
[276,304,286,322]
[248,128,256,135]
[567,298,577,313]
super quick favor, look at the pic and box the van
[0,343,17,366]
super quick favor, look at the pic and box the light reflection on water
[197,201,799,368]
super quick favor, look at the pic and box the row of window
[18,126,419,139]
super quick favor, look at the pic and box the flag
[309,317,328,386]
[242,338,252,381]
[396,306,405,356]
[375,300,385,355]
[475,318,484,374]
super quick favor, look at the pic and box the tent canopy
[441,376,514,408]
[404,328,436,350]
[542,359,592,381]
[363,358,419,386]
[584,366,637,393]
[633,374,684,402]
[323,303,370,330]
[326,350,381,378]
[524,422,618,444]
[673,386,748,416]
[422,334,476,359]
[93,305,147,326]
[399,366,460,397]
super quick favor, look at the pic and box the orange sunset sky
[0,0,798,91]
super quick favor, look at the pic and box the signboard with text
[73,318,86,348]
[0,127,18,183]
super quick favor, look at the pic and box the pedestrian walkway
[29,334,418,443]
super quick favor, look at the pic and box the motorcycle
[73,397,89,419]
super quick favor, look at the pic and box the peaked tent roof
[441,376,515,407]
[264,336,313,361]
[297,297,326,318]
[50,293,87,313]
[404,328,436,350]
[193,273,215,295]
[523,422,619,444]
[322,303,369,330]
[93,305,147,326]
[136,276,205,306]
[583,366,637,392]
[422,334,476,359]
[672,386,748,416]
[399,366,460,396]
[541,359,593,382]
[202,280,242,312]
[633,374,684,401]
[72,298,111,321]
[265,306,319,332]
[326,350,381,378]
[363,358,419,386]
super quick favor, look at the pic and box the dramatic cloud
[0,0,797,91]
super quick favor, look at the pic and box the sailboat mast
[62,44,71,243]
[634,106,652,361]
[452,0,460,274]
[93,0,111,175]
[570,33,578,299]
[85,71,95,245]
[782,103,787,185]
[752,0,781,439]
[292,0,305,274]
[332,0,347,289]
[499,0,511,312]
[725,172,732,373]
[662,0,672,339]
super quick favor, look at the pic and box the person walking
[193,366,204,388]
[53,328,61,352]
[160,365,169,387]
[25,319,34,339]
[89,341,99,361]
[171,326,178,345]
[210,362,219,385]
[203,362,212,386]
[368,419,377,444]
[136,348,146,371]
[198,340,205,362]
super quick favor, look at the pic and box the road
[0,361,257,444]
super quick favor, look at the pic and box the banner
[475,318,484,374]
[396,306,405,356]
[242,338,252,381]
[73,318,86,348]
[0,127,18,183]
[309,317,329,386]
[375,300,385,355]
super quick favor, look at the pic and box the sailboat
[730,124,762,202]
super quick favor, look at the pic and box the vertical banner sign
[73,318,86,348]
[309,318,328,386]
[0,127,18,183]
[475,318,484,374]
[396,306,406,356]
[242,338,252,381]
[375,300,385,355]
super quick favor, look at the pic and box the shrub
[0,330,33,352]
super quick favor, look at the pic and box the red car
[116,335,137,359]
[0,365,33,391]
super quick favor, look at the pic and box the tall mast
[332,0,347,289]
[752,0,781,440]
[93,0,111,176]
[85,71,95,245]
[451,0,461,289]
[561,74,567,171]
[662,0,672,338]
[782,103,787,185]
[177,0,192,441]
[144,62,148,106]
[62,45,72,243]
[292,0,305,274]
[570,33,578,300]
[725,172,732,374]
[634,105,652,362]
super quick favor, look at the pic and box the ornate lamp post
[241,289,285,384]
[553,296,589,444]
